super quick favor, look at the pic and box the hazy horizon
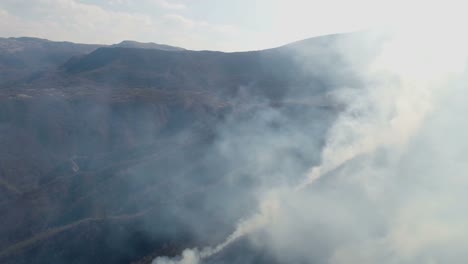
[1,0,464,52]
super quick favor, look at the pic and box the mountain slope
[0,37,103,86]
[0,37,185,88]
[0,34,355,264]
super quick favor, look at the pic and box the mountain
[112,40,185,51]
[0,37,185,88]
[0,37,102,86]
[9,35,357,99]
[0,34,355,264]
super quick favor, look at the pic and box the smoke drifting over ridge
[153,21,468,264]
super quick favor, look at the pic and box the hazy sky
[0,0,463,51]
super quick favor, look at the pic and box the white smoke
[299,26,458,188]
[152,196,280,264]
[153,249,201,264]
[153,7,468,264]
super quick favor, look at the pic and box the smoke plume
[153,14,468,264]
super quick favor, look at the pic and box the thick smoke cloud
[153,21,468,264]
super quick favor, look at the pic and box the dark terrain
[0,35,354,263]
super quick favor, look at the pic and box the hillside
[0,34,353,264]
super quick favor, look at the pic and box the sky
[0,0,464,51]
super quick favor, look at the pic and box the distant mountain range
[0,34,357,264]
[111,40,185,51]
[0,37,184,86]
[0,35,355,97]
